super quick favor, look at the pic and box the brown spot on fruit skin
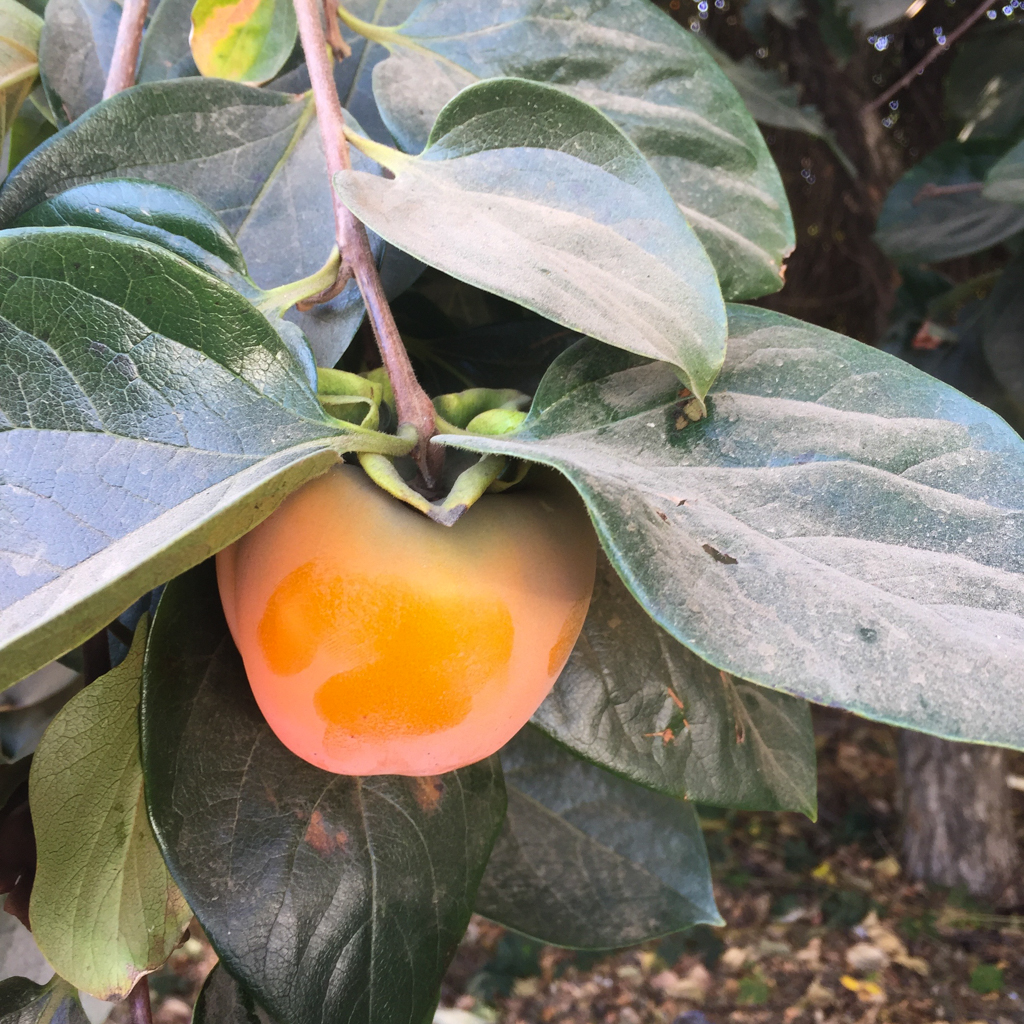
[414,776,445,814]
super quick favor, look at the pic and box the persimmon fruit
[216,465,597,776]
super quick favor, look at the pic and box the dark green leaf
[192,966,275,1024]
[37,0,117,123]
[337,79,726,400]
[353,0,793,300]
[15,179,248,276]
[443,304,1024,751]
[142,562,507,1024]
[14,179,320,384]
[945,23,1024,144]
[876,140,1024,263]
[0,226,386,690]
[985,138,1024,206]
[0,79,410,367]
[535,554,816,815]
[0,978,90,1024]
[29,616,191,1000]
[476,726,720,949]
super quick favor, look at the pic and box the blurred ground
[134,707,1024,1024]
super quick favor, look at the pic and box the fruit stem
[292,0,443,489]
[127,977,153,1024]
[102,0,148,99]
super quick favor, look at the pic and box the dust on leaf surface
[443,304,1024,751]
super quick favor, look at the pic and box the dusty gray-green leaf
[0,978,90,1024]
[337,79,726,400]
[0,226,394,692]
[0,78,407,367]
[141,562,507,1024]
[37,0,117,123]
[29,616,191,999]
[707,43,855,178]
[442,304,1024,752]
[352,0,793,301]
[476,727,720,949]
[535,555,816,815]
[984,138,1024,206]
[876,140,1024,263]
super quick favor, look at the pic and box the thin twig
[102,0,149,99]
[862,0,999,115]
[127,977,153,1024]
[292,0,443,487]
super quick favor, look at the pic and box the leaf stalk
[291,0,443,488]
[127,976,153,1024]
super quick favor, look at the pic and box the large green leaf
[15,178,248,277]
[141,562,507,1024]
[985,138,1024,206]
[476,727,720,949]
[347,0,794,300]
[29,617,191,999]
[0,978,90,1024]
[876,140,1024,263]
[14,177,320,384]
[336,79,727,401]
[535,555,816,815]
[36,0,117,123]
[0,0,42,139]
[442,304,1024,751]
[0,78,407,367]
[0,226,397,691]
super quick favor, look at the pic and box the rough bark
[899,731,1019,905]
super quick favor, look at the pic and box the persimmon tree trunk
[898,731,1019,905]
